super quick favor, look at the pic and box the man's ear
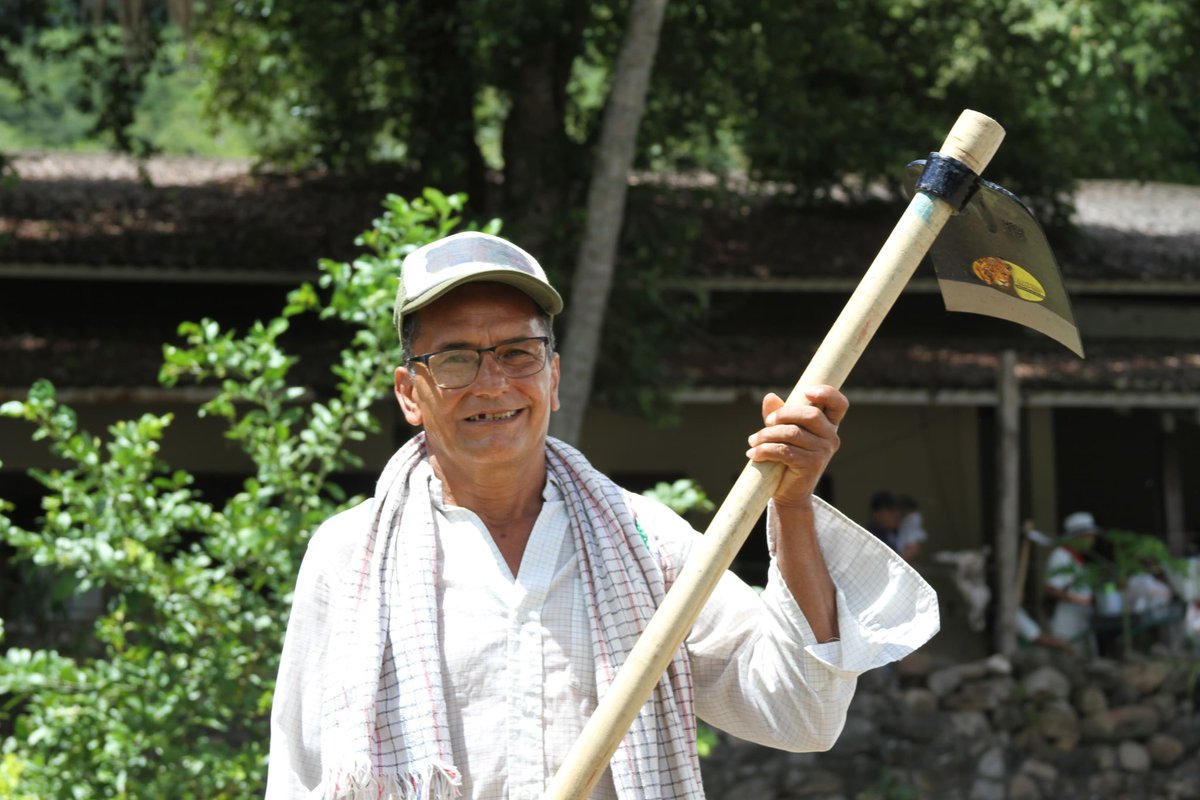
[549,352,561,412]
[395,366,423,426]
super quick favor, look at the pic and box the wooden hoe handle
[544,110,1006,800]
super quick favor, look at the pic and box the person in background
[864,490,903,554]
[1125,568,1174,614]
[1186,600,1200,652]
[1015,606,1074,653]
[896,494,928,562]
[1043,510,1099,653]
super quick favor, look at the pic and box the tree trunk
[406,0,487,203]
[501,47,573,255]
[1161,412,1186,556]
[550,0,669,444]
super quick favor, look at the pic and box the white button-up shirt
[267,465,939,798]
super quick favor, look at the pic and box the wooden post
[1162,412,1186,556]
[995,349,1020,656]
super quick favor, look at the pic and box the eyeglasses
[406,336,551,389]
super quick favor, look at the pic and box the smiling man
[265,232,939,800]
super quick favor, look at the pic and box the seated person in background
[1186,600,1200,650]
[1043,511,1099,653]
[1015,607,1073,654]
[1125,569,1173,614]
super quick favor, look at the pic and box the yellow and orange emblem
[971,256,1046,302]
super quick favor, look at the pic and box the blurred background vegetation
[3,1,1198,196]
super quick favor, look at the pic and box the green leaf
[0,401,26,417]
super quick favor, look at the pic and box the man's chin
[459,430,542,463]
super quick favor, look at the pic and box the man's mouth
[466,409,521,423]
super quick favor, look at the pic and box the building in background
[3,155,1199,656]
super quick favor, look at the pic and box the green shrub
[0,189,482,798]
[641,478,716,518]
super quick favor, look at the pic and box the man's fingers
[760,386,849,429]
[746,439,832,466]
[761,391,785,424]
[802,385,849,428]
[747,421,839,461]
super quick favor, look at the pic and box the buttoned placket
[432,466,573,800]
[505,504,562,800]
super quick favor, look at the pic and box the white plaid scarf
[318,433,701,799]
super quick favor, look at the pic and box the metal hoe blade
[907,160,1085,357]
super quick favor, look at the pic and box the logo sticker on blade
[970,257,1046,302]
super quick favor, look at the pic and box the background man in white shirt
[266,232,939,800]
[1043,510,1100,653]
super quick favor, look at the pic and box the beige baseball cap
[393,231,564,336]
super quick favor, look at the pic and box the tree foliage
[0,189,480,798]
[0,2,181,156]
[3,2,1197,197]
[641,0,1200,214]
[185,0,1200,213]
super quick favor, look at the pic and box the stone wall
[699,649,1200,800]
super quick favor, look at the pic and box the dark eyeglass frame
[405,336,552,389]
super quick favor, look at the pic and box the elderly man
[266,232,938,800]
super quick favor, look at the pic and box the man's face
[394,282,560,474]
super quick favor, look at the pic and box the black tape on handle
[915,152,979,212]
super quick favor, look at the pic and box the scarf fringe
[320,759,462,800]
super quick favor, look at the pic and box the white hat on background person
[1062,511,1100,538]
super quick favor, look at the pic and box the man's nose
[472,351,508,387]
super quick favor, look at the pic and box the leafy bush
[641,478,716,518]
[0,189,481,798]
[1085,529,1186,655]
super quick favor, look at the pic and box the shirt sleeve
[265,501,372,799]
[628,493,939,753]
[1044,547,1083,593]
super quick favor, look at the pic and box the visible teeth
[469,410,518,422]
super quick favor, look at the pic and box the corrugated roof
[0,153,415,277]
[4,153,1199,283]
[673,336,1200,397]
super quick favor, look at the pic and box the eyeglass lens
[427,338,548,388]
